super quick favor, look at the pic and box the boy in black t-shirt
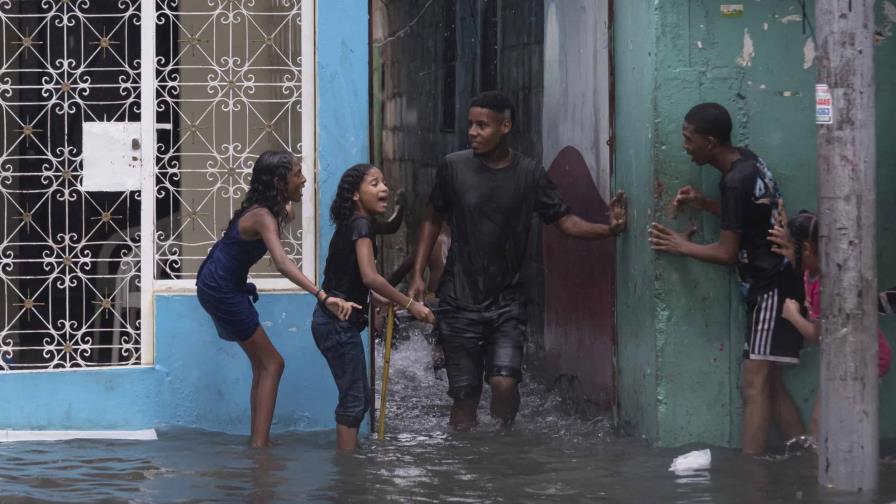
[648,103,804,455]
[408,91,627,430]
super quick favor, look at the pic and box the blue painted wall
[0,0,370,434]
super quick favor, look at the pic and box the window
[153,0,316,287]
[0,0,315,371]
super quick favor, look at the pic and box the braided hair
[330,163,375,227]
[229,150,296,232]
[787,211,818,272]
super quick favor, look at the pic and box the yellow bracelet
[405,298,414,310]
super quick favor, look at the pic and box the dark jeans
[311,305,371,428]
[438,302,526,400]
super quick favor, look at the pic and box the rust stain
[654,180,665,200]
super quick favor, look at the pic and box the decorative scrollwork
[1,1,143,370]
[1,0,308,371]
[155,0,307,281]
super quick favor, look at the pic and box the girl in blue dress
[197,150,359,448]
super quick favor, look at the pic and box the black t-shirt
[322,215,375,313]
[719,147,785,294]
[429,149,570,310]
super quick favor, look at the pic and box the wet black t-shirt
[429,149,570,310]
[719,147,785,294]
[322,215,376,312]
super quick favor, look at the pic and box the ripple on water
[3,329,896,502]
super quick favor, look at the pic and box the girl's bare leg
[238,326,285,448]
[336,425,359,450]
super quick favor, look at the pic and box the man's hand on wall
[648,222,698,255]
[609,190,627,235]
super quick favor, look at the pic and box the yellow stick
[377,305,395,440]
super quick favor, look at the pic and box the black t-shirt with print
[429,149,570,310]
[719,147,785,294]
[322,215,376,313]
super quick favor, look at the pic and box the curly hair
[228,150,297,232]
[330,163,375,227]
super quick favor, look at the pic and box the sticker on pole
[815,84,833,124]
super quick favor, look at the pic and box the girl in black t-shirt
[313,164,435,450]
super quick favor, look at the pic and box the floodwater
[2,329,896,503]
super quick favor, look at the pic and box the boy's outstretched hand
[648,222,697,255]
[609,191,628,235]
[673,185,704,212]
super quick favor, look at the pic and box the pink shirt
[804,271,891,377]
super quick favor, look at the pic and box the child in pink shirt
[770,211,891,437]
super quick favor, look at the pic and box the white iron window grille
[153,0,316,289]
[0,0,316,372]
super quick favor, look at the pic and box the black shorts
[438,302,526,400]
[743,273,804,364]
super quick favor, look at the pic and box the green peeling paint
[615,0,896,448]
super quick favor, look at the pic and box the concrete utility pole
[815,0,878,493]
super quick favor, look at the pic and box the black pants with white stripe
[744,273,804,364]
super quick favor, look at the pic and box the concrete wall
[615,0,896,447]
[0,0,369,433]
[376,0,463,277]
[614,0,660,443]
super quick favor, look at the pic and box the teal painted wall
[0,0,370,434]
[615,0,896,447]
[614,0,659,442]
[872,0,896,440]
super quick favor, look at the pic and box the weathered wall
[542,0,612,196]
[614,0,660,443]
[615,0,896,447]
[377,0,462,277]
[538,0,615,413]
[0,0,369,433]
[872,0,896,438]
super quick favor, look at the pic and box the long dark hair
[787,211,818,272]
[330,163,375,227]
[229,150,296,231]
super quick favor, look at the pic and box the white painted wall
[542,0,612,199]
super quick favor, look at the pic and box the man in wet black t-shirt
[648,103,804,454]
[408,91,627,430]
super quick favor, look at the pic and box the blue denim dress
[196,210,268,342]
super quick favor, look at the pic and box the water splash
[372,321,614,445]
[759,435,818,462]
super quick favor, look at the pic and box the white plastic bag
[669,448,712,474]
